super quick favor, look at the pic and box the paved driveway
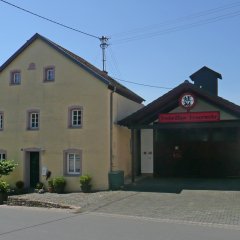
[7,177,240,228]
[93,177,240,227]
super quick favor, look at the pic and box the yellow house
[0,33,144,191]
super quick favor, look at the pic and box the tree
[0,160,17,178]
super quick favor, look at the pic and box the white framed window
[64,149,82,176]
[10,70,21,85]
[27,110,40,130]
[44,66,55,81]
[30,113,39,129]
[0,112,3,130]
[0,151,6,161]
[68,106,83,128]
[67,153,81,174]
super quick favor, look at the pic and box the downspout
[110,86,116,172]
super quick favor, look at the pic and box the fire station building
[119,66,240,180]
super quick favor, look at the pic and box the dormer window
[10,70,21,85]
[44,66,55,82]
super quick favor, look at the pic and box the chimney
[189,66,222,96]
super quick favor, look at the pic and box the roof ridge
[0,33,144,103]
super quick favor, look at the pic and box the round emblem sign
[179,93,196,110]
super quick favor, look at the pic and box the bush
[48,179,54,188]
[0,180,10,193]
[35,182,44,190]
[15,180,24,190]
[0,160,17,178]
[53,176,66,193]
[80,174,92,185]
[47,179,54,193]
[80,174,92,193]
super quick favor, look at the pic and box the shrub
[53,176,66,193]
[0,180,10,193]
[35,182,44,190]
[80,174,92,193]
[0,160,17,178]
[47,179,54,193]
[48,179,54,188]
[80,174,92,185]
[15,180,24,189]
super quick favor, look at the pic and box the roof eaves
[1,33,144,104]
[119,81,240,126]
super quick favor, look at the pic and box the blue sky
[1,0,240,104]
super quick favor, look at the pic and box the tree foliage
[0,160,17,178]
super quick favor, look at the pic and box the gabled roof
[118,80,240,127]
[0,33,144,104]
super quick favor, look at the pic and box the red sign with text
[159,111,220,123]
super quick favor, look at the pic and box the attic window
[44,66,55,82]
[10,70,21,85]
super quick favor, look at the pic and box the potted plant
[47,179,54,193]
[15,180,25,194]
[35,182,44,193]
[0,180,10,204]
[80,174,92,193]
[53,176,66,193]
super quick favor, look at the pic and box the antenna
[100,36,109,72]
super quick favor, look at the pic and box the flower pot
[54,186,65,194]
[48,186,54,193]
[0,193,7,205]
[81,184,91,193]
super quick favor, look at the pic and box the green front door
[30,152,39,188]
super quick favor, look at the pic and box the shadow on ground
[124,177,240,193]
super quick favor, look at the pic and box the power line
[112,3,240,45]
[0,0,99,39]
[112,9,240,45]
[108,46,123,78]
[112,1,240,39]
[112,77,173,90]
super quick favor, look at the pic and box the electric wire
[112,1,240,38]
[112,77,173,90]
[112,9,240,45]
[115,11,240,44]
[108,46,123,78]
[0,0,100,39]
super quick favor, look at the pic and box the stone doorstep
[6,197,81,211]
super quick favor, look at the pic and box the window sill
[64,173,81,177]
[27,128,39,131]
[68,126,82,129]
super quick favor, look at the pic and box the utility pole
[100,36,109,72]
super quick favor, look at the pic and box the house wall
[111,93,143,178]
[0,39,111,191]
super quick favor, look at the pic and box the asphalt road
[0,206,240,240]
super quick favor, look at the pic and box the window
[67,153,81,174]
[0,151,6,161]
[0,112,3,130]
[10,70,21,85]
[27,110,40,130]
[44,66,55,81]
[64,149,82,175]
[69,106,83,128]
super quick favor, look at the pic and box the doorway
[29,152,40,188]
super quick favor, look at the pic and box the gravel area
[8,191,136,212]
